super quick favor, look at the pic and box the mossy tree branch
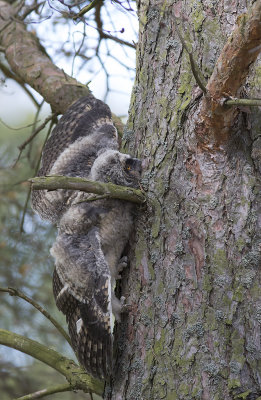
[30,175,146,205]
[0,329,103,397]
[196,0,261,145]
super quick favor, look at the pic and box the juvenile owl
[31,95,142,379]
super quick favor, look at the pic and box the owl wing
[31,95,118,223]
[51,227,113,379]
[39,95,117,175]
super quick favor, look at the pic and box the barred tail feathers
[70,310,113,380]
[53,267,113,380]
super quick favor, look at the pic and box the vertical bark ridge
[110,1,261,399]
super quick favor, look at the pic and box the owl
[31,95,142,379]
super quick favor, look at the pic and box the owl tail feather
[76,322,113,379]
[53,268,113,380]
[68,308,113,380]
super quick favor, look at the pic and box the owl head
[90,150,142,188]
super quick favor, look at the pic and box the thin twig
[0,287,72,346]
[19,100,46,233]
[19,184,31,233]
[73,0,103,20]
[0,62,40,108]
[27,100,45,165]
[0,118,40,131]
[19,113,55,152]
[14,0,26,15]
[71,22,86,77]
[99,31,136,49]
[102,1,132,57]
[172,15,207,93]
[224,98,261,107]
[15,383,73,400]
[13,113,57,168]
[20,1,45,20]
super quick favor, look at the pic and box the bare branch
[19,183,31,233]
[0,287,71,346]
[0,61,40,107]
[20,1,45,21]
[0,1,90,114]
[30,175,146,204]
[15,383,72,400]
[93,0,135,50]
[73,0,103,20]
[99,31,136,49]
[0,329,103,395]
[0,118,40,131]
[12,112,56,169]
[18,113,57,153]
[197,1,261,145]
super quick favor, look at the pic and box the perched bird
[31,95,142,379]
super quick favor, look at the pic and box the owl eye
[126,165,131,171]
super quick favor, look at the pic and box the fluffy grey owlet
[31,95,142,380]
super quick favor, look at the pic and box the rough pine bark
[109,1,261,399]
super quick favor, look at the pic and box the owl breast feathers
[31,95,142,379]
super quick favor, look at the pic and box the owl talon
[120,296,131,313]
[115,256,128,279]
[117,256,128,273]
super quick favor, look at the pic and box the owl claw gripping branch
[31,95,142,380]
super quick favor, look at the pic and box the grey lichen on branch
[30,175,146,205]
[0,329,103,396]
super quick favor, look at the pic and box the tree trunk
[109,1,261,399]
